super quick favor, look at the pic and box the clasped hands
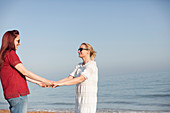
[37,81,63,88]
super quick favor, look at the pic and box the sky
[0,0,170,79]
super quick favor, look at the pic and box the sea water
[0,72,170,112]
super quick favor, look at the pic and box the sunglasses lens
[18,40,20,43]
[78,48,89,51]
[78,48,82,51]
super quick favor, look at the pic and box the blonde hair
[81,43,96,60]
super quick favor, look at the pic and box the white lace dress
[70,60,98,113]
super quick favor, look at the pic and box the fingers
[37,83,44,88]
[38,82,51,88]
[39,81,61,88]
[44,81,57,88]
[52,85,57,88]
[45,83,53,88]
[52,82,59,88]
[43,80,53,86]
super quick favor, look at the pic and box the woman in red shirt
[0,30,53,113]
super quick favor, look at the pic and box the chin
[79,55,82,58]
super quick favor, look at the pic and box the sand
[0,109,73,113]
[1,109,170,113]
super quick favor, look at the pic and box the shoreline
[0,110,55,113]
[1,109,170,113]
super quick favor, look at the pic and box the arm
[55,75,74,83]
[15,63,53,86]
[26,77,47,87]
[26,77,40,84]
[53,75,86,88]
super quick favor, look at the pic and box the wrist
[60,82,65,86]
[36,82,40,85]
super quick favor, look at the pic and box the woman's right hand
[43,80,55,87]
[37,82,48,88]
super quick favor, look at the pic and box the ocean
[0,72,170,112]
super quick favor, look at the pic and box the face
[78,44,90,58]
[14,35,20,50]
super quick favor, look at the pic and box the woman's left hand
[37,82,49,88]
[52,82,63,88]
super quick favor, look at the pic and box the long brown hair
[0,30,19,69]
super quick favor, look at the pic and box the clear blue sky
[0,0,170,78]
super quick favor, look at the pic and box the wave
[47,102,74,105]
[137,94,170,98]
[27,108,170,113]
[100,101,137,105]
[0,102,7,105]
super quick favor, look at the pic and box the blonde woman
[53,43,98,113]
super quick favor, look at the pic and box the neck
[82,56,91,65]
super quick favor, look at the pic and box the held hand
[52,82,63,88]
[37,82,49,88]
[44,80,54,87]
[52,82,59,88]
[46,81,56,88]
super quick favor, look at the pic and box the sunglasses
[18,39,20,43]
[78,48,89,52]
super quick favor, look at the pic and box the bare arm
[26,77,48,87]
[15,63,52,86]
[26,77,40,84]
[55,75,74,83]
[53,75,86,88]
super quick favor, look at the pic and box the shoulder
[85,60,97,70]
[5,50,15,57]
[9,50,17,55]
[8,50,20,60]
[88,60,97,67]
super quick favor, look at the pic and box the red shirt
[0,50,30,100]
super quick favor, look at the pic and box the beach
[1,73,170,113]
[0,109,104,113]
[0,110,55,113]
[1,109,170,113]
[0,110,103,113]
[0,110,60,113]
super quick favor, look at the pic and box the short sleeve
[81,64,94,79]
[7,50,22,67]
[70,65,78,77]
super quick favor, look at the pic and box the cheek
[79,52,83,56]
[14,41,17,45]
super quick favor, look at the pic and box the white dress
[70,60,98,113]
